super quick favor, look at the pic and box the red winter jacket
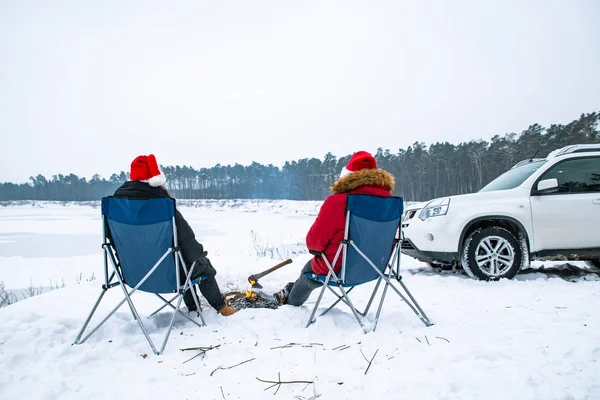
[306,168,395,275]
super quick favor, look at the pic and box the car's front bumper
[400,238,459,265]
[401,208,464,264]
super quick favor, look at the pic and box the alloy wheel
[474,236,515,277]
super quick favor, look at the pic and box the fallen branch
[257,373,315,395]
[220,386,226,400]
[210,358,255,376]
[359,349,379,375]
[425,335,430,345]
[181,344,221,352]
[415,337,422,343]
[435,336,450,343]
[182,345,221,364]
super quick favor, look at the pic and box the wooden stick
[360,349,379,375]
[256,374,315,395]
[210,358,255,376]
[180,344,221,352]
[182,345,220,364]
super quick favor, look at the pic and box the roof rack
[546,144,600,159]
[511,158,546,169]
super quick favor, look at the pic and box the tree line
[1,112,598,202]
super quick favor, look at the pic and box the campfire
[222,259,292,311]
[224,286,280,311]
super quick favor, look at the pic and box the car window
[479,160,546,192]
[539,157,600,194]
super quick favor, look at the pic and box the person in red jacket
[274,151,395,306]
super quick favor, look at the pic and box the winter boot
[217,305,237,316]
[274,282,294,305]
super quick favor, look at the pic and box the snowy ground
[0,201,599,400]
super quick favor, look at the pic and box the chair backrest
[343,195,403,285]
[102,197,178,293]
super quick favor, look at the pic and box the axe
[248,258,293,289]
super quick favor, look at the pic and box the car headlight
[418,198,451,221]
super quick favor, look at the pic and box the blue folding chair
[306,195,432,333]
[74,197,206,355]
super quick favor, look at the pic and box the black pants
[287,260,324,306]
[182,257,225,311]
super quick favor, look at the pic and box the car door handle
[594,198,600,205]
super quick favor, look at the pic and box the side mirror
[536,178,559,192]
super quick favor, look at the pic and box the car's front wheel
[461,226,524,280]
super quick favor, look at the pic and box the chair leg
[306,275,330,328]
[74,288,108,345]
[187,284,206,326]
[336,285,368,334]
[314,283,370,333]
[179,277,206,327]
[358,278,383,317]
[373,281,390,332]
[76,293,134,345]
[178,260,206,326]
[114,276,160,355]
[385,279,432,327]
[159,295,184,354]
[396,279,433,326]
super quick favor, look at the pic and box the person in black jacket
[113,154,236,316]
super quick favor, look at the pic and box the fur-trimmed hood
[330,169,395,194]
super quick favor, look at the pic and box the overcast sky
[1,0,599,183]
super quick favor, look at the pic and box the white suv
[401,144,600,280]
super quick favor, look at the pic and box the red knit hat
[129,154,166,187]
[340,151,377,177]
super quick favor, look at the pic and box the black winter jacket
[113,181,206,264]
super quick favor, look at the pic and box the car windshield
[479,160,546,192]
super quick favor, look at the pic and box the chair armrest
[309,249,322,256]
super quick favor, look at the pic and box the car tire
[461,226,524,280]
